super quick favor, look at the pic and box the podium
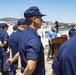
[51,36,68,58]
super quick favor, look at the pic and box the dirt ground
[45,55,54,75]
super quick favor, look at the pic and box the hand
[0,42,3,48]
[16,69,23,75]
[48,37,51,42]
[6,58,13,64]
[6,49,10,53]
[0,44,3,47]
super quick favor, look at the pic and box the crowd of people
[0,6,76,75]
[0,6,46,75]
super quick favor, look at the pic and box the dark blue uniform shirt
[0,29,9,72]
[9,29,23,58]
[19,26,45,75]
[0,29,8,44]
[9,29,24,73]
[52,35,76,75]
[0,29,4,69]
[9,32,15,49]
[68,29,76,38]
[3,30,9,51]
[0,29,4,43]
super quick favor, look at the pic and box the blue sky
[0,0,76,23]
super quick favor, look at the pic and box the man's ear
[32,16,37,22]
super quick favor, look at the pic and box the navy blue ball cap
[1,23,8,28]
[24,6,46,17]
[13,24,18,30]
[17,18,27,25]
[71,24,75,26]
